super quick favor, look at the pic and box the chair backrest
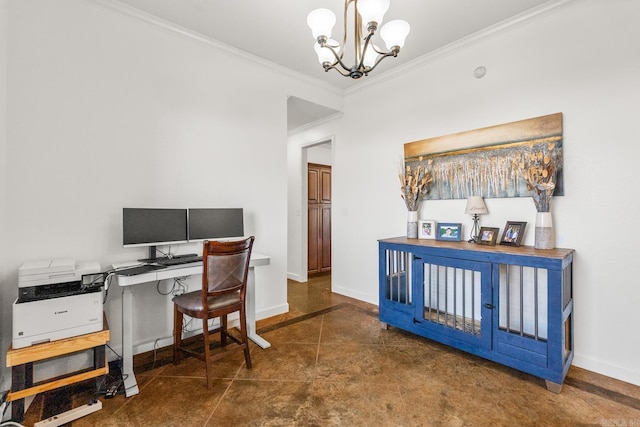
[202,236,255,298]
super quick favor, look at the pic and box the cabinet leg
[545,380,563,393]
[380,321,389,330]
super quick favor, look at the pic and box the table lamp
[465,196,488,243]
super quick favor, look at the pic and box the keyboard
[156,255,202,266]
[115,264,165,276]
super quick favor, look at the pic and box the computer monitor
[188,208,244,241]
[122,208,188,260]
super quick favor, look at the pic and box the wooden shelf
[6,314,109,422]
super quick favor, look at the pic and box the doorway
[307,162,331,275]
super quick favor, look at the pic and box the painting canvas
[403,113,564,200]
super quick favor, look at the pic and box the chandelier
[306,0,410,79]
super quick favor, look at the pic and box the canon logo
[54,310,68,315]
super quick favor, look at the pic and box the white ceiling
[105,0,556,128]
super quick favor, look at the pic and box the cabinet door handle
[483,303,495,310]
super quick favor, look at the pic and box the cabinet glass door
[413,255,493,351]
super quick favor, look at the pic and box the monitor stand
[138,246,164,263]
[138,246,198,263]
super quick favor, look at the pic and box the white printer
[12,259,104,349]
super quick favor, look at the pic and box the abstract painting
[404,113,563,200]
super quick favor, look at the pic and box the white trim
[288,112,343,136]
[573,353,640,387]
[332,284,377,306]
[344,0,584,95]
[132,302,289,355]
[85,0,343,96]
[287,272,302,281]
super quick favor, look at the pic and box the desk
[114,253,270,397]
[6,316,109,422]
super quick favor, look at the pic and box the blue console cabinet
[379,237,574,392]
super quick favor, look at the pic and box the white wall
[307,143,332,166]
[292,0,640,385]
[0,0,341,390]
[0,0,8,391]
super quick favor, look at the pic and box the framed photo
[436,223,462,241]
[500,221,527,246]
[478,227,499,246]
[418,220,436,239]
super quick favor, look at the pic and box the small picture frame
[436,223,462,241]
[500,221,527,246]
[478,227,499,246]
[418,220,436,239]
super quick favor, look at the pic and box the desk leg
[246,266,271,349]
[121,286,139,397]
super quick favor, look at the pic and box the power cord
[173,277,188,296]
[156,277,188,296]
[103,272,115,304]
[0,390,8,422]
[156,280,173,296]
[182,316,194,334]
[155,247,173,259]
[97,350,126,399]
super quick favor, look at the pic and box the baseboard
[331,285,377,306]
[132,303,289,355]
[287,272,301,281]
[573,353,640,386]
[256,303,289,320]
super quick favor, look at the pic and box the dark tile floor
[22,274,640,426]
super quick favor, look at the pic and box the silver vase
[407,211,418,238]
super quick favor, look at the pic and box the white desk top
[114,252,270,287]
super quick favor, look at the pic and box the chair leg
[221,315,228,347]
[239,307,252,369]
[173,306,183,365]
[202,317,212,389]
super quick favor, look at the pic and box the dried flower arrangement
[399,158,434,211]
[516,142,562,212]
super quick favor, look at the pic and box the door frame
[299,137,333,283]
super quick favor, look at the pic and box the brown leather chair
[172,236,254,389]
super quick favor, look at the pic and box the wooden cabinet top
[379,237,574,267]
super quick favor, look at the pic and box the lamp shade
[380,19,410,50]
[362,44,380,67]
[314,40,340,64]
[307,8,336,39]
[356,0,390,26]
[465,196,488,215]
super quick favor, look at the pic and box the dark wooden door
[308,163,331,274]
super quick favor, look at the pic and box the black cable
[156,279,175,296]
[93,375,107,400]
[155,247,174,259]
[106,343,123,361]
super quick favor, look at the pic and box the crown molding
[85,0,343,96]
[288,112,343,136]
[344,0,585,96]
